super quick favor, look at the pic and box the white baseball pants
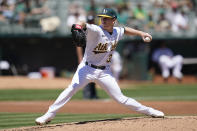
[47,62,150,115]
[159,55,183,79]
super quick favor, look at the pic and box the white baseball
[145,37,151,42]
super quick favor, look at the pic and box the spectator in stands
[174,10,189,32]
[0,0,15,22]
[30,0,50,16]
[84,0,98,16]
[114,0,125,5]
[68,2,86,17]
[0,14,4,22]
[0,0,7,22]
[117,5,129,25]
[13,0,29,25]
[156,12,171,32]
[194,12,197,30]
[190,0,197,11]
[152,43,183,81]
[178,0,194,12]
[167,5,189,33]
[67,2,86,28]
[144,12,156,31]
[12,0,49,25]
[149,0,166,8]
[133,3,147,21]
[67,11,86,28]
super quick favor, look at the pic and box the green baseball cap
[97,8,117,19]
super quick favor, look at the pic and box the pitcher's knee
[114,95,129,104]
[159,55,168,63]
[174,55,183,63]
[67,84,79,93]
[71,82,84,89]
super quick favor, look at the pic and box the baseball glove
[71,24,86,47]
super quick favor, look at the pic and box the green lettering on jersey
[93,43,108,54]
[111,40,118,51]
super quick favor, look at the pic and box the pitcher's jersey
[82,24,124,66]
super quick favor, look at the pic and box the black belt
[85,62,106,70]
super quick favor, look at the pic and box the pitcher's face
[101,17,116,30]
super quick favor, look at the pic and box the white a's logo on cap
[103,9,107,13]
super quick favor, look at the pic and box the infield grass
[0,113,140,130]
[0,83,196,101]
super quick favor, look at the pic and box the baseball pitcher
[35,8,164,125]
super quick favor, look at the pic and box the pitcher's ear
[113,19,116,24]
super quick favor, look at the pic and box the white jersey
[82,24,124,66]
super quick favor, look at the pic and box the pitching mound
[6,116,197,131]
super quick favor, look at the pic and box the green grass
[0,112,140,130]
[0,84,197,129]
[0,84,197,101]
[122,84,197,101]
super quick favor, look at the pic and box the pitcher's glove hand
[71,24,86,47]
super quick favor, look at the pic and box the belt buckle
[85,62,91,66]
[86,62,105,70]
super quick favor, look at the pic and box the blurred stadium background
[0,0,197,81]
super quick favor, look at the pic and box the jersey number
[106,54,113,63]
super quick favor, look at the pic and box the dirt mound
[5,116,197,131]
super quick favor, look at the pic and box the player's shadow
[75,118,122,125]
[75,116,162,125]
